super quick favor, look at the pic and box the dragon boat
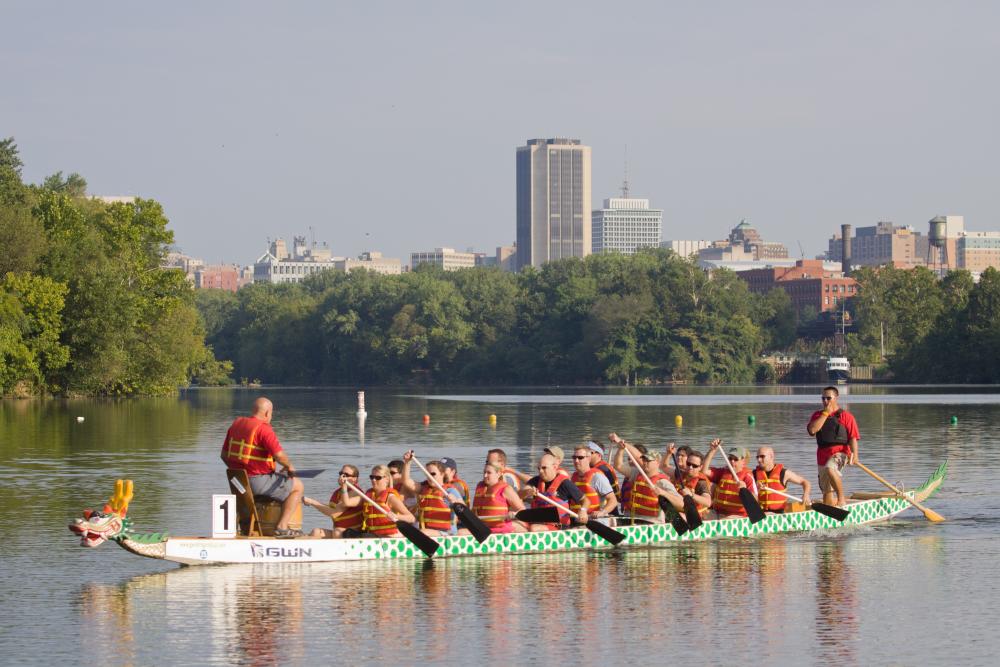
[69,462,946,566]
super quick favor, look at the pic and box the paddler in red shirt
[221,396,305,538]
[702,440,758,518]
[807,386,860,508]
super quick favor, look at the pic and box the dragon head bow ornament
[68,479,134,547]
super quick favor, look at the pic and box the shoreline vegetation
[5,137,1000,396]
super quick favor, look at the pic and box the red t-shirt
[809,409,860,465]
[222,416,284,476]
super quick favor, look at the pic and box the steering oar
[855,462,945,523]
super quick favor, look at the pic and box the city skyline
[5,3,998,266]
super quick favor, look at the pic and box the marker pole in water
[357,391,367,418]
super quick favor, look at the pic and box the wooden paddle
[622,445,690,536]
[718,448,766,524]
[515,507,561,524]
[532,492,626,546]
[411,455,492,543]
[759,485,850,522]
[344,480,441,557]
[669,448,704,530]
[855,462,945,523]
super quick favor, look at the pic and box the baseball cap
[726,447,750,461]
[440,457,458,471]
[586,440,603,454]
[543,446,564,461]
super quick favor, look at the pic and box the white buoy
[356,391,368,418]
[76,416,85,423]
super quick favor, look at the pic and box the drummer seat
[226,469,264,537]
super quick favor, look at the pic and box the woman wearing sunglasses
[303,464,363,538]
[398,450,464,537]
[362,464,415,537]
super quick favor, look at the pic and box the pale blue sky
[4,2,997,264]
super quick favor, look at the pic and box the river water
[1,386,995,666]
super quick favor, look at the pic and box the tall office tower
[592,196,663,254]
[515,138,592,270]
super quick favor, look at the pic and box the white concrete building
[334,251,402,275]
[592,197,663,255]
[410,247,477,271]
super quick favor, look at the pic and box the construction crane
[797,241,805,259]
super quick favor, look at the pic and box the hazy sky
[4,2,998,264]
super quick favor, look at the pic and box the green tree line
[197,249,800,385]
[0,137,229,396]
[850,264,1000,382]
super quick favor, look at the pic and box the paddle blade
[516,507,560,524]
[585,520,626,545]
[670,515,689,536]
[813,502,850,522]
[740,488,767,524]
[920,506,946,523]
[682,495,704,529]
[453,503,492,543]
[396,521,440,558]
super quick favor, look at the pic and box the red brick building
[738,259,858,313]
[195,265,241,292]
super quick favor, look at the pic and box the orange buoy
[422,414,430,424]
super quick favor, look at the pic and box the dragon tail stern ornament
[69,479,134,547]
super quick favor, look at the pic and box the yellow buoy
[488,414,497,424]
[674,415,683,427]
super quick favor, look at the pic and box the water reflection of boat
[71,463,945,566]
[827,356,851,384]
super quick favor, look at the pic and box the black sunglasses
[339,472,356,477]
[572,455,588,460]
[821,396,834,401]
[370,474,383,481]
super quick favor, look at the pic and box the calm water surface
[1,386,996,666]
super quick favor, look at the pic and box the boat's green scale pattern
[321,461,947,560]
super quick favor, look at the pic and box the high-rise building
[516,138,592,269]
[592,197,663,255]
[826,221,932,269]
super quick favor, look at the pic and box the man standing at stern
[806,386,860,508]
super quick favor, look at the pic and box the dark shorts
[249,473,295,501]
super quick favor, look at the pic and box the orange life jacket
[713,469,755,517]
[418,482,453,531]
[221,417,274,474]
[532,471,572,527]
[754,464,787,512]
[329,488,363,530]
[473,481,511,526]
[630,473,669,520]
[677,472,711,516]
[571,467,601,514]
[363,487,402,536]
[449,477,471,505]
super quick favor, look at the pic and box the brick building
[738,259,858,313]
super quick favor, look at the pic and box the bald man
[221,397,304,537]
[752,446,811,514]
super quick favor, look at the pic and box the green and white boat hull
[114,461,947,566]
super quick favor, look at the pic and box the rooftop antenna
[621,144,630,199]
